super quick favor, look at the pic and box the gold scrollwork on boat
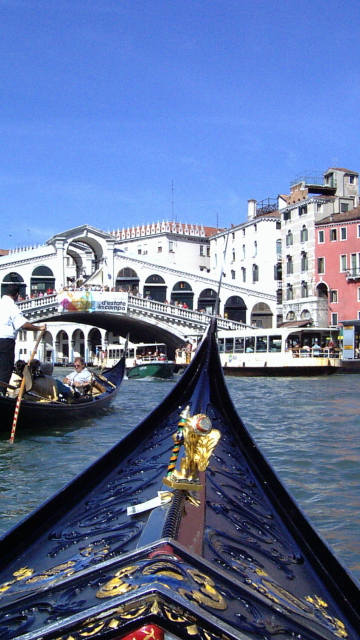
[96,565,139,598]
[0,566,35,593]
[306,596,348,638]
[243,567,348,638]
[0,544,111,598]
[179,569,227,610]
[96,559,227,614]
[142,560,185,582]
[26,560,77,583]
[54,596,231,640]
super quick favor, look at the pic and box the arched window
[1,272,25,297]
[300,225,308,243]
[224,296,247,323]
[171,281,194,309]
[116,268,139,293]
[197,288,217,314]
[31,266,55,295]
[251,302,273,329]
[252,264,259,282]
[145,274,165,284]
[143,274,167,302]
[301,281,308,298]
[286,255,293,275]
[301,251,308,272]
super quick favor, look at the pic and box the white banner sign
[58,291,128,314]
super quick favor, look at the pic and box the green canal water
[0,371,359,583]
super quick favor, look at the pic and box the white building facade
[209,199,281,327]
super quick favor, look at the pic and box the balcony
[290,171,337,196]
[256,198,278,215]
[346,269,360,281]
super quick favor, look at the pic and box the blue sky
[1,0,360,248]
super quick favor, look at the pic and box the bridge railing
[128,295,250,331]
[17,292,250,332]
[17,293,59,312]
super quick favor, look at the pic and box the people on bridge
[0,284,47,395]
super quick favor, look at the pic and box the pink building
[315,206,360,326]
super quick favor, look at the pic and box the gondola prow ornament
[163,408,221,491]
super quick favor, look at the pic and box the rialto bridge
[0,224,277,363]
[17,291,250,363]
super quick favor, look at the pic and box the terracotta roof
[316,206,360,226]
[325,167,359,175]
[203,226,225,237]
[0,249,9,256]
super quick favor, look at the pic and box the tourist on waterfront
[0,284,47,394]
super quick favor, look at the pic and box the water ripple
[0,372,359,583]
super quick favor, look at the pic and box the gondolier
[0,284,46,394]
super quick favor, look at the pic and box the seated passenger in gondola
[57,357,92,399]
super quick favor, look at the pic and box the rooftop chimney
[248,199,257,220]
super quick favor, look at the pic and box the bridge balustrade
[128,294,247,331]
[17,291,251,334]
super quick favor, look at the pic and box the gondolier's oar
[9,328,46,444]
[0,380,17,391]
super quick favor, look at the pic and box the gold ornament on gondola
[163,410,221,491]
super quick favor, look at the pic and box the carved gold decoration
[142,560,184,581]
[0,566,35,594]
[26,560,77,583]
[13,567,34,579]
[96,565,138,598]
[53,592,232,640]
[96,559,227,618]
[163,412,221,491]
[306,595,348,638]
[179,569,227,610]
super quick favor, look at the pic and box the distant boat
[217,324,342,376]
[0,318,359,639]
[127,342,175,379]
